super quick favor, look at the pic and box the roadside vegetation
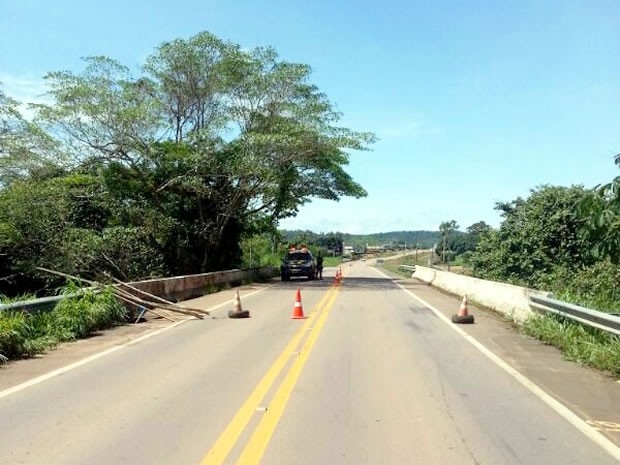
[434,171,620,376]
[0,31,377,362]
[522,314,620,376]
[0,30,374,299]
[0,285,127,363]
[2,30,619,378]
[382,251,432,276]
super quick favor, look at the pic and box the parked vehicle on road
[281,249,317,281]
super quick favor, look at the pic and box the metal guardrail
[529,295,620,337]
[0,291,93,314]
[0,295,65,314]
[0,266,279,314]
[398,265,416,272]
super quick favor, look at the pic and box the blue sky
[1,0,619,234]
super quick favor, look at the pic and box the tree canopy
[576,155,620,264]
[0,31,375,295]
[470,185,594,286]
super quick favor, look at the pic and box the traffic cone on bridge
[228,290,250,319]
[451,295,474,324]
[291,289,307,319]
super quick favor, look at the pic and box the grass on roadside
[322,256,342,267]
[381,254,620,377]
[0,284,128,364]
[382,252,431,276]
[523,313,620,376]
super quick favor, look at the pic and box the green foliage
[322,256,342,267]
[280,230,344,254]
[577,176,620,264]
[0,284,127,362]
[471,185,594,287]
[1,31,374,295]
[536,260,620,314]
[98,226,167,279]
[0,85,63,188]
[0,311,31,360]
[0,173,166,294]
[51,284,127,341]
[437,220,459,263]
[523,314,620,375]
[469,184,620,376]
[240,234,282,268]
[0,174,108,291]
[280,229,442,252]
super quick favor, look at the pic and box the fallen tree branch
[107,274,210,315]
[35,267,205,319]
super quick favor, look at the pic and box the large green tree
[1,31,374,292]
[471,185,594,286]
[438,220,459,264]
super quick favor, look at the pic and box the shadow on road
[273,276,425,291]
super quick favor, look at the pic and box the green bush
[533,260,620,313]
[0,285,127,362]
[523,314,620,376]
[51,285,127,341]
[0,311,31,360]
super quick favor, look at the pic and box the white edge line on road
[0,285,272,401]
[373,267,620,462]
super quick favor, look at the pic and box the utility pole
[442,234,446,265]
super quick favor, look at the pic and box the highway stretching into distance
[1,260,619,464]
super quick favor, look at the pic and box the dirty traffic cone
[228,290,250,319]
[451,295,474,324]
[291,289,306,319]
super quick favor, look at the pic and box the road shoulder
[0,282,272,392]
[379,267,620,447]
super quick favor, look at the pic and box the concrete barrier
[1,267,279,314]
[412,266,552,323]
[129,266,278,302]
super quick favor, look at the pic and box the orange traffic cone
[228,290,250,319]
[451,295,474,324]
[291,289,306,319]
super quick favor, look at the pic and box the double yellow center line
[199,284,341,465]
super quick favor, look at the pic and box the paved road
[0,263,618,464]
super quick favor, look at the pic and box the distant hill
[280,229,441,249]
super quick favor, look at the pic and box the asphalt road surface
[1,262,619,465]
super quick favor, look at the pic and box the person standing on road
[316,251,324,280]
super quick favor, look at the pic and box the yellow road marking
[234,288,340,465]
[198,286,337,465]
